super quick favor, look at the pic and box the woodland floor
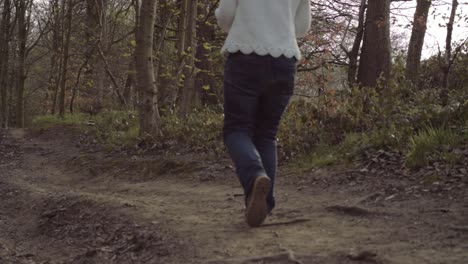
[0,126,467,264]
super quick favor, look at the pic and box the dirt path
[0,127,467,264]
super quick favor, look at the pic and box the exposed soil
[0,126,467,264]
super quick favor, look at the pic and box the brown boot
[245,175,271,227]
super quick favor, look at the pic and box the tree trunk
[51,52,63,114]
[348,0,366,88]
[95,0,107,107]
[15,0,29,128]
[123,0,140,110]
[86,0,107,109]
[405,0,431,85]
[46,0,61,114]
[194,1,219,106]
[443,0,458,89]
[179,0,199,116]
[8,70,14,125]
[154,0,172,109]
[0,0,11,128]
[440,0,458,106]
[123,57,136,109]
[195,39,218,106]
[136,0,161,136]
[167,0,188,109]
[357,0,391,88]
[58,0,73,118]
[177,0,188,58]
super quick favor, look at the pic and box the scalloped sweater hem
[215,0,311,61]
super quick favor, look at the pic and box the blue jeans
[223,52,296,212]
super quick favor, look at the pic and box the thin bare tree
[136,0,161,136]
[406,0,432,85]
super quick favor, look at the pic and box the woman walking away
[216,0,311,227]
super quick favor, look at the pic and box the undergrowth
[32,82,467,170]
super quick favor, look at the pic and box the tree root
[261,218,311,227]
[206,252,303,264]
[325,205,375,216]
[449,225,468,232]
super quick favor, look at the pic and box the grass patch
[340,132,370,160]
[32,110,223,151]
[32,113,88,128]
[310,150,338,167]
[293,145,338,172]
[292,133,370,171]
[33,111,140,148]
[406,126,463,169]
[92,111,140,147]
[160,108,223,152]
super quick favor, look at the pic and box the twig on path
[347,249,378,262]
[206,252,302,264]
[40,151,55,156]
[272,231,304,264]
[325,205,375,217]
[355,192,384,205]
[261,218,311,227]
[449,225,468,232]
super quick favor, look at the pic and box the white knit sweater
[215,0,311,60]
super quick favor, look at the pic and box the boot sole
[245,175,270,227]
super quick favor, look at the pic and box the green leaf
[203,42,212,51]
